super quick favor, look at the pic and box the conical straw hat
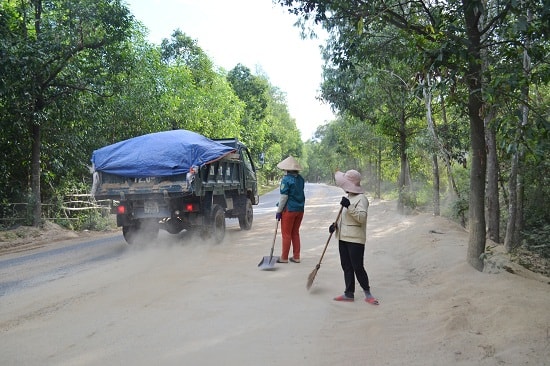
[277,155,302,171]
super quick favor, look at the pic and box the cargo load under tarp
[91,130,235,178]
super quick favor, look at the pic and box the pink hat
[335,170,364,194]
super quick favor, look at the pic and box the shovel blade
[258,256,279,270]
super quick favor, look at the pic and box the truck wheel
[161,217,184,234]
[238,198,253,230]
[122,225,138,245]
[208,204,226,243]
[122,219,159,245]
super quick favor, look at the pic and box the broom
[307,205,344,290]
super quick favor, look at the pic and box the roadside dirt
[0,221,118,255]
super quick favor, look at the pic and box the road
[3,183,549,366]
[0,183,345,365]
[0,187,282,298]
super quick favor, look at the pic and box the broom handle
[316,205,344,266]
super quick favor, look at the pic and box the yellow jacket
[336,193,369,244]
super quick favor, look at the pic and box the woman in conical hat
[276,155,302,171]
[329,169,379,305]
[275,155,305,263]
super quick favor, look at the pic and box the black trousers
[338,240,370,298]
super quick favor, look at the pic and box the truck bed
[93,153,245,200]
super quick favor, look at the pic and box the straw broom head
[306,264,321,290]
[306,206,343,291]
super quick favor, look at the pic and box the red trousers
[280,210,304,260]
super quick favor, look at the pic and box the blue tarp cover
[92,130,236,177]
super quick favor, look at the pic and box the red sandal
[333,295,354,302]
[365,296,379,305]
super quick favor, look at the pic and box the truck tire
[238,198,253,230]
[122,219,159,245]
[161,217,184,234]
[207,204,226,243]
[122,225,138,245]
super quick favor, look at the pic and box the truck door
[241,147,259,204]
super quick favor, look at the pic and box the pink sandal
[365,296,379,305]
[333,295,354,302]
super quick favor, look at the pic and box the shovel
[258,220,280,270]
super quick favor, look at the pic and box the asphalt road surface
[0,187,282,298]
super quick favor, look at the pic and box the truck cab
[214,138,259,206]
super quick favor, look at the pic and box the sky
[124,0,335,141]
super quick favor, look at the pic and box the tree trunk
[422,74,440,216]
[515,7,531,249]
[30,2,43,227]
[31,122,42,227]
[516,157,524,243]
[432,154,440,216]
[463,0,487,271]
[504,7,531,252]
[485,118,500,243]
[397,112,407,213]
[480,3,500,244]
[439,97,460,200]
[376,139,382,199]
[504,150,518,252]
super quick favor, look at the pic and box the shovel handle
[269,219,279,257]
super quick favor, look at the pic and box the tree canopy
[1,0,548,272]
[0,0,304,227]
[277,0,550,270]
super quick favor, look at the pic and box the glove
[340,196,350,208]
[329,222,337,234]
[276,212,282,221]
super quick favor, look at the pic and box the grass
[259,183,278,196]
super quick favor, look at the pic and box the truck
[91,130,259,244]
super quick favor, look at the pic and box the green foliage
[522,225,550,259]
[439,164,470,225]
[2,0,548,276]
[0,0,306,229]
[68,209,115,232]
[226,64,271,154]
[277,0,550,269]
[520,121,550,255]
[400,189,418,211]
[0,0,135,224]
[159,30,244,137]
[226,64,303,177]
[450,196,469,223]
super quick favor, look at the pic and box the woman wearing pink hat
[329,169,379,305]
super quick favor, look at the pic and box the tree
[320,26,424,212]
[0,0,133,226]
[160,30,243,137]
[227,64,271,155]
[275,0,549,271]
[249,85,303,183]
[307,115,385,190]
